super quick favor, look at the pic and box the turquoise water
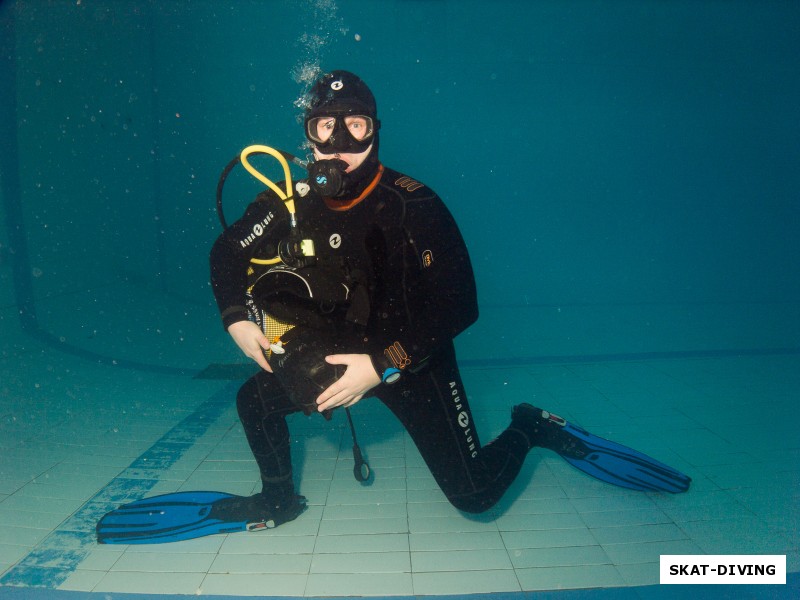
[1,1,798,598]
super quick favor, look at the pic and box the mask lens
[344,116,372,141]
[307,115,374,145]
[308,117,336,144]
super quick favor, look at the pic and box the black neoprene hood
[304,70,382,196]
[305,70,378,121]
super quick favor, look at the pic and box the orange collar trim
[324,164,385,211]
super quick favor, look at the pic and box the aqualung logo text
[239,212,274,248]
[449,381,477,458]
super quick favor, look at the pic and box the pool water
[1,1,798,598]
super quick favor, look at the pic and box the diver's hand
[316,354,380,412]
[227,320,272,372]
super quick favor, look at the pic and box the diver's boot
[510,403,589,459]
[208,490,307,529]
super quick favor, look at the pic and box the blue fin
[513,404,690,493]
[96,491,244,544]
[96,490,308,544]
[558,422,691,493]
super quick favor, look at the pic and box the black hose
[215,155,242,230]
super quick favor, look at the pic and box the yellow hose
[240,145,296,215]
[239,144,299,266]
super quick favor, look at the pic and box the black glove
[270,327,346,420]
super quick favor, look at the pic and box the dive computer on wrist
[381,367,401,384]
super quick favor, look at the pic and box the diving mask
[306,114,376,154]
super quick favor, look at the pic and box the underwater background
[3,0,798,369]
[1,1,799,598]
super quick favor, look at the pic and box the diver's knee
[236,377,261,420]
[445,492,494,515]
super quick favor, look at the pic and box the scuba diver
[96,70,690,544]
[208,69,691,524]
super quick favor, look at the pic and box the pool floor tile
[2,352,798,597]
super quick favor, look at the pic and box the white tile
[516,563,624,590]
[310,550,410,574]
[305,571,413,596]
[110,550,216,572]
[328,474,405,492]
[2,351,798,599]
[326,487,407,505]
[220,533,317,555]
[406,500,460,518]
[615,561,660,587]
[314,533,409,554]
[322,501,406,520]
[409,531,504,552]
[501,496,576,515]
[502,527,596,550]
[509,544,610,569]
[93,570,205,594]
[200,572,308,596]
[122,533,226,554]
[210,552,312,574]
[57,568,107,592]
[318,516,409,536]
[0,508,69,529]
[0,543,29,565]
[412,569,521,595]
[74,547,124,571]
[12,483,96,502]
[406,488,447,504]
[495,511,585,532]
[570,494,658,513]
[590,523,689,545]
[411,548,512,572]
[578,508,673,528]
[0,525,49,546]
[408,514,499,534]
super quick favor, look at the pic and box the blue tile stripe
[0,382,238,589]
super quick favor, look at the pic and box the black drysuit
[210,165,530,513]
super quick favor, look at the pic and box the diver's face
[313,143,373,173]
